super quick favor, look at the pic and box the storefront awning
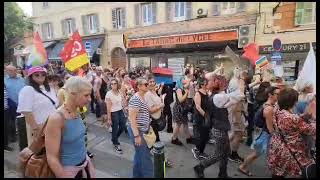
[47,37,104,60]
[124,13,257,40]
[43,41,57,48]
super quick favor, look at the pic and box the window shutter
[112,9,117,29]
[134,3,140,26]
[121,8,126,29]
[94,14,100,31]
[71,18,76,33]
[186,2,192,20]
[212,2,221,16]
[152,2,157,24]
[166,2,173,22]
[61,20,66,36]
[237,2,245,12]
[82,15,88,35]
[41,24,47,40]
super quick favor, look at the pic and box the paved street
[4,113,272,178]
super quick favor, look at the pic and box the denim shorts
[253,131,270,156]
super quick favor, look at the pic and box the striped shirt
[4,86,8,110]
[128,94,150,132]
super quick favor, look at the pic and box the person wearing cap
[17,66,58,146]
[4,65,26,143]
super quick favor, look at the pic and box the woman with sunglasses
[105,78,127,154]
[17,66,58,146]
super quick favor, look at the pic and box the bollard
[153,141,165,178]
[17,114,28,151]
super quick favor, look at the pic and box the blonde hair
[64,76,92,93]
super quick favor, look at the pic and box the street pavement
[4,113,272,178]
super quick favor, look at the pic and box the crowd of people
[4,61,316,178]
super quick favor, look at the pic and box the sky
[16,2,32,17]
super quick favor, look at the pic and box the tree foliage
[4,2,33,62]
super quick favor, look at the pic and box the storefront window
[130,57,150,69]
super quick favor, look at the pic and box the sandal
[238,167,253,176]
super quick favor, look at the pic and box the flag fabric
[152,67,173,75]
[26,32,48,68]
[255,56,269,69]
[242,43,260,66]
[295,43,316,92]
[60,31,89,72]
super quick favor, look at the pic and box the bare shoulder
[47,111,65,128]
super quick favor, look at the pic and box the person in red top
[267,88,316,178]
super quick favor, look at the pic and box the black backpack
[253,105,265,128]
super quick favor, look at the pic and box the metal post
[17,115,28,151]
[153,141,165,178]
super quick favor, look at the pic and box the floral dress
[267,109,316,177]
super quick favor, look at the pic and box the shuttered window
[84,14,99,34]
[112,8,126,29]
[295,2,316,25]
[142,3,152,26]
[174,2,186,21]
[41,23,53,40]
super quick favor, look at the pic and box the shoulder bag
[143,126,156,149]
[274,114,316,179]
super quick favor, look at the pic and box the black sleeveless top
[193,91,209,126]
[100,78,108,100]
[208,93,230,131]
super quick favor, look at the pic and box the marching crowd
[4,62,316,178]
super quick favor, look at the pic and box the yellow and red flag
[60,31,89,72]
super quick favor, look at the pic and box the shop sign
[127,30,237,49]
[259,42,316,53]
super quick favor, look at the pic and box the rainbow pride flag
[255,56,269,69]
[26,32,48,69]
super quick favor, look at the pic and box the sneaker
[4,146,14,152]
[208,138,216,144]
[193,164,204,178]
[228,152,244,163]
[218,173,231,178]
[191,147,200,160]
[199,152,209,160]
[171,138,183,146]
[114,145,123,154]
[87,151,95,158]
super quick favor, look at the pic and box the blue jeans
[127,126,154,178]
[111,110,126,145]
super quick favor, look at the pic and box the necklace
[63,104,78,118]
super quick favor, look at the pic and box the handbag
[19,118,55,178]
[151,112,167,132]
[143,126,156,148]
[274,115,316,178]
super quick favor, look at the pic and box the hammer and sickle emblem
[71,41,82,58]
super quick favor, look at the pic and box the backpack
[253,105,265,128]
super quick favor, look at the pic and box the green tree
[4,2,33,63]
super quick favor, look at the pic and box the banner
[60,31,89,72]
[295,42,316,92]
[242,43,260,66]
[26,32,48,68]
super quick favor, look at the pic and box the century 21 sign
[260,42,316,53]
[127,31,237,48]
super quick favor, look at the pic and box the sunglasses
[111,82,118,85]
[33,73,46,77]
[140,83,148,87]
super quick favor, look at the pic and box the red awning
[152,67,173,75]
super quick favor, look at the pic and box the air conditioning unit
[197,8,208,18]
[238,24,256,48]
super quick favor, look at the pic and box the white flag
[294,43,316,92]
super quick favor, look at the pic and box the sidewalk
[4,113,271,178]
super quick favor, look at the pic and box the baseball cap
[28,66,47,76]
